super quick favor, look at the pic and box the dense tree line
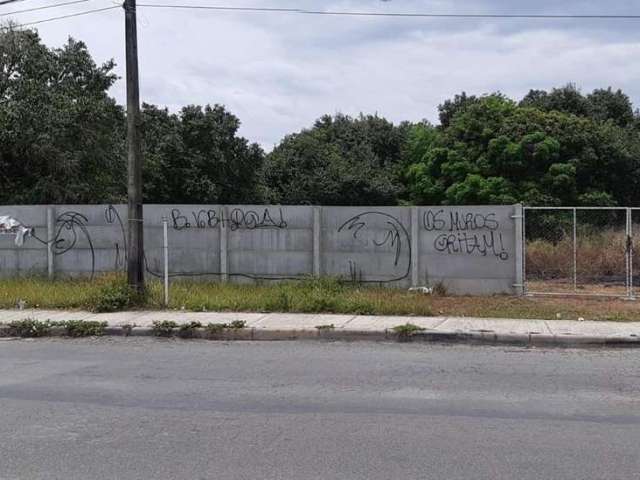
[2,27,639,206]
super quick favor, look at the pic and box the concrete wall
[0,204,523,295]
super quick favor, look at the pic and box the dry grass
[526,229,635,281]
[0,276,639,321]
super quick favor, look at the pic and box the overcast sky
[5,0,640,148]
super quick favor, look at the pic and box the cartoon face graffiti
[337,211,411,283]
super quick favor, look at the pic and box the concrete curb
[2,324,640,347]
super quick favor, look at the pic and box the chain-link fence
[524,207,635,299]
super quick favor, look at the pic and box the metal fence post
[627,208,634,300]
[513,204,524,296]
[220,206,229,282]
[573,208,577,292]
[411,207,419,287]
[163,217,169,307]
[313,207,321,278]
[46,206,55,280]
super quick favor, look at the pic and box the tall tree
[0,25,125,204]
[406,93,640,206]
[264,114,410,205]
[141,103,265,204]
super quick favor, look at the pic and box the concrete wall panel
[0,203,519,295]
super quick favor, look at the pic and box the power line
[136,3,640,20]
[0,0,27,6]
[5,5,119,28]
[0,0,94,18]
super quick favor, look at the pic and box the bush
[205,323,227,336]
[64,320,107,337]
[8,318,51,338]
[178,321,202,338]
[93,280,140,313]
[152,320,178,337]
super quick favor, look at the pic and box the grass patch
[0,276,639,321]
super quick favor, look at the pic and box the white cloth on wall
[0,215,34,246]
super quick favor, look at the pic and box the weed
[7,318,51,338]
[264,290,291,312]
[205,323,227,335]
[228,320,247,330]
[315,324,335,331]
[93,279,142,313]
[178,321,202,338]
[152,320,178,337]
[49,320,69,328]
[431,281,448,297]
[64,320,107,337]
[392,323,426,341]
[121,323,136,336]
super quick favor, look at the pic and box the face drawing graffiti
[337,211,411,283]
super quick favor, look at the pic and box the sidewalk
[1,309,640,347]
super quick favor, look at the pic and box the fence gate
[524,207,635,299]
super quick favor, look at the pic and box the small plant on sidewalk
[228,320,247,330]
[178,321,202,338]
[8,318,51,338]
[315,324,335,331]
[203,321,248,339]
[392,323,426,341]
[64,320,107,337]
[205,323,227,336]
[152,320,178,337]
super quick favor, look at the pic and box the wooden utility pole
[124,0,144,291]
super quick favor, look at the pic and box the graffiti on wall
[423,209,509,261]
[338,211,411,283]
[146,207,296,280]
[105,205,128,270]
[2,206,129,280]
[2,205,513,283]
[171,207,287,231]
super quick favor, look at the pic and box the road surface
[0,338,638,479]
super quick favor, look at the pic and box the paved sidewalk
[2,309,640,346]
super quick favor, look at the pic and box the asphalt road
[0,339,638,480]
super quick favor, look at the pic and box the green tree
[406,93,640,206]
[264,114,410,205]
[141,103,265,204]
[0,25,125,204]
[520,84,591,117]
[587,88,635,127]
[437,92,478,128]
[520,84,637,128]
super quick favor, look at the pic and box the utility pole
[124,0,144,291]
